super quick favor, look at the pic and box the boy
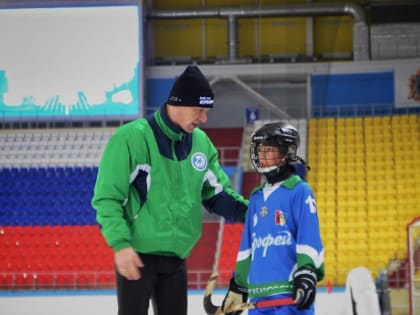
[221,121,324,315]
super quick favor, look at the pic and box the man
[92,65,248,315]
[221,121,324,315]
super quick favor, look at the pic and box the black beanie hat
[166,65,214,108]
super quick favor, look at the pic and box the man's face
[168,106,211,133]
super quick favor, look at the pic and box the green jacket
[92,107,248,259]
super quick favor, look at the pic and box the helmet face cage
[250,122,300,175]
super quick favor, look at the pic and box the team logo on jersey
[191,152,207,171]
[275,210,286,226]
[260,206,268,217]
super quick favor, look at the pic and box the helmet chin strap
[257,165,277,173]
[256,157,286,175]
[264,164,293,184]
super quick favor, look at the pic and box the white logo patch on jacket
[191,152,207,171]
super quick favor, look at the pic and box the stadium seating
[0,225,115,289]
[308,114,420,286]
[1,114,418,290]
[216,115,418,287]
[0,128,113,289]
[186,222,220,289]
[0,127,243,290]
[0,128,112,168]
[217,223,243,286]
[202,127,243,166]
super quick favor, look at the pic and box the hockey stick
[203,272,298,315]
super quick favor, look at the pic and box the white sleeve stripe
[203,169,223,194]
[297,245,324,268]
[237,249,251,262]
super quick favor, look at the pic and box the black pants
[116,253,187,315]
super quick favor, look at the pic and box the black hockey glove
[221,277,248,315]
[293,268,317,310]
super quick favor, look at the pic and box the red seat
[76,273,96,288]
[7,257,25,272]
[186,222,219,288]
[56,273,75,288]
[97,273,115,288]
[34,273,55,288]
[0,274,14,288]
[15,272,35,288]
[218,270,232,286]
[0,225,117,289]
[218,223,244,285]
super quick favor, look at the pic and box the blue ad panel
[145,78,175,115]
[311,72,394,115]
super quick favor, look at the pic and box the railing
[217,146,241,166]
[0,270,216,290]
[187,270,215,290]
[0,265,411,290]
[2,103,419,130]
[312,103,420,117]
[0,271,115,290]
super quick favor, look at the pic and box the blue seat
[28,168,37,176]
[36,168,47,177]
[74,167,83,175]
[0,168,11,178]
[64,167,74,175]
[19,167,29,175]
[0,165,103,227]
[10,168,19,177]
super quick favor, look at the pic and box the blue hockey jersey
[234,175,324,300]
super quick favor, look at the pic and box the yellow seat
[306,114,420,286]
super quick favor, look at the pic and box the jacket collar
[154,105,187,141]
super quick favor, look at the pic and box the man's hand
[293,268,317,310]
[221,277,248,315]
[115,247,143,280]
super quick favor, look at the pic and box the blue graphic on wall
[0,5,141,119]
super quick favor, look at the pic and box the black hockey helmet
[250,121,301,182]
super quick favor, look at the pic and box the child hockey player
[221,121,324,315]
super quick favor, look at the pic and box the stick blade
[203,294,220,315]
